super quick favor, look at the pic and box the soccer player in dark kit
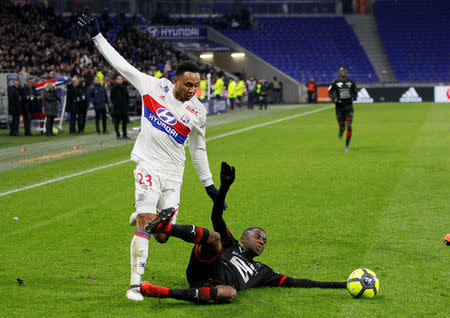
[328,67,358,151]
[139,162,347,303]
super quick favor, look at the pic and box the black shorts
[335,101,354,123]
[186,244,225,288]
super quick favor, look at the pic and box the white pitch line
[0,105,332,197]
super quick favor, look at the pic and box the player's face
[339,68,348,78]
[241,229,267,256]
[173,72,200,102]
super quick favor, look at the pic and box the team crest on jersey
[346,82,352,87]
[164,85,169,92]
[181,114,191,124]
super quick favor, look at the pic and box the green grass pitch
[0,102,448,317]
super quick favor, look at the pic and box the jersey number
[230,256,254,283]
[137,173,152,187]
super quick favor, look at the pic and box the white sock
[130,231,151,286]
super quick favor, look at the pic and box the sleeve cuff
[92,33,104,43]
[202,178,213,187]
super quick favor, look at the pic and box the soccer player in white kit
[78,13,222,301]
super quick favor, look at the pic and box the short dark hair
[242,227,265,237]
[175,61,200,76]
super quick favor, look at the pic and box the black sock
[346,130,352,146]
[168,287,217,303]
[168,224,210,244]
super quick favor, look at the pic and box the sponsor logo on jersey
[156,108,177,125]
[354,88,374,103]
[143,94,190,144]
[337,82,343,88]
[399,87,422,103]
[186,105,198,116]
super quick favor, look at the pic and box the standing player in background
[78,13,223,301]
[328,67,358,151]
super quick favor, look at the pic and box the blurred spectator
[258,79,270,110]
[227,78,237,110]
[246,75,257,109]
[88,77,109,135]
[66,77,82,134]
[214,73,225,98]
[78,80,89,133]
[20,77,39,136]
[7,79,21,136]
[110,75,129,139]
[236,78,245,108]
[271,76,283,103]
[42,82,60,136]
[306,78,316,103]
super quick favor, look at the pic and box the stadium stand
[219,17,379,84]
[0,1,214,83]
[373,0,450,83]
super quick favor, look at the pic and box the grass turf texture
[0,102,448,317]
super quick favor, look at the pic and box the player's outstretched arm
[77,12,151,93]
[279,276,346,289]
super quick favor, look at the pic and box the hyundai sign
[144,26,207,38]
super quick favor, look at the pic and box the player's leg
[140,282,237,304]
[344,106,354,151]
[126,166,162,301]
[336,108,345,139]
[147,207,222,254]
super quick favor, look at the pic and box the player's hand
[220,161,235,187]
[77,12,100,38]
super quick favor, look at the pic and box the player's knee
[216,286,237,303]
[154,232,169,243]
[207,231,221,251]
[136,213,156,230]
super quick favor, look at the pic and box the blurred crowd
[0,1,216,84]
[152,7,254,30]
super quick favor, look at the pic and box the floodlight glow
[231,52,245,58]
[200,53,214,59]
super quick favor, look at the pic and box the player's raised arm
[211,162,237,246]
[78,12,152,94]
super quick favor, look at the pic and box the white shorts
[133,164,181,224]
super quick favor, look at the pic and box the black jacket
[7,85,21,116]
[66,84,82,113]
[110,83,129,114]
[43,88,60,117]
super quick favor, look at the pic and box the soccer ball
[52,127,59,135]
[347,268,379,298]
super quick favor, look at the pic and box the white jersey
[93,34,213,186]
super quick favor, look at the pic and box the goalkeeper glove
[78,12,100,38]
